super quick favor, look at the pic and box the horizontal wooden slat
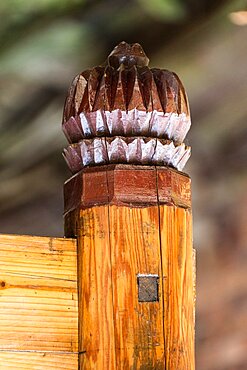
[0,351,78,369]
[0,234,78,356]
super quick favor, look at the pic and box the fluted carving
[62,42,191,172]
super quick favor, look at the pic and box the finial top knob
[108,42,149,68]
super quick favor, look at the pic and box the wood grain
[67,203,195,369]
[76,207,116,368]
[64,165,194,369]
[64,165,191,216]
[160,206,195,370]
[74,206,164,369]
[0,234,78,369]
[0,352,78,370]
[109,206,165,369]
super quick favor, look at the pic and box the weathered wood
[62,43,191,144]
[62,42,191,174]
[160,206,195,369]
[63,137,191,173]
[64,165,195,369]
[109,205,164,369]
[0,234,78,369]
[64,165,191,217]
[62,42,194,369]
[76,207,116,368]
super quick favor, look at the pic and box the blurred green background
[0,1,247,369]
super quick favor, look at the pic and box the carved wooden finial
[62,42,191,173]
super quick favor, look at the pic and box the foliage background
[0,1,247,369]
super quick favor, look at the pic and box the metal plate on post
[137,274,159,302]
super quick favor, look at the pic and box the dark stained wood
[62,42,189,119]
[64,165,191,216]
[63,138,191,174]
[157,167,191,208]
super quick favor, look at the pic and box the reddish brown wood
[62,42,192,174]
[157,167,191,208]
[64,165,191,217]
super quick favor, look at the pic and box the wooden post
[63,42,195,369]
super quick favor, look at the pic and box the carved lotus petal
[62,42,192,173]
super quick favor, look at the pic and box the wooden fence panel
[0,234,78,369]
